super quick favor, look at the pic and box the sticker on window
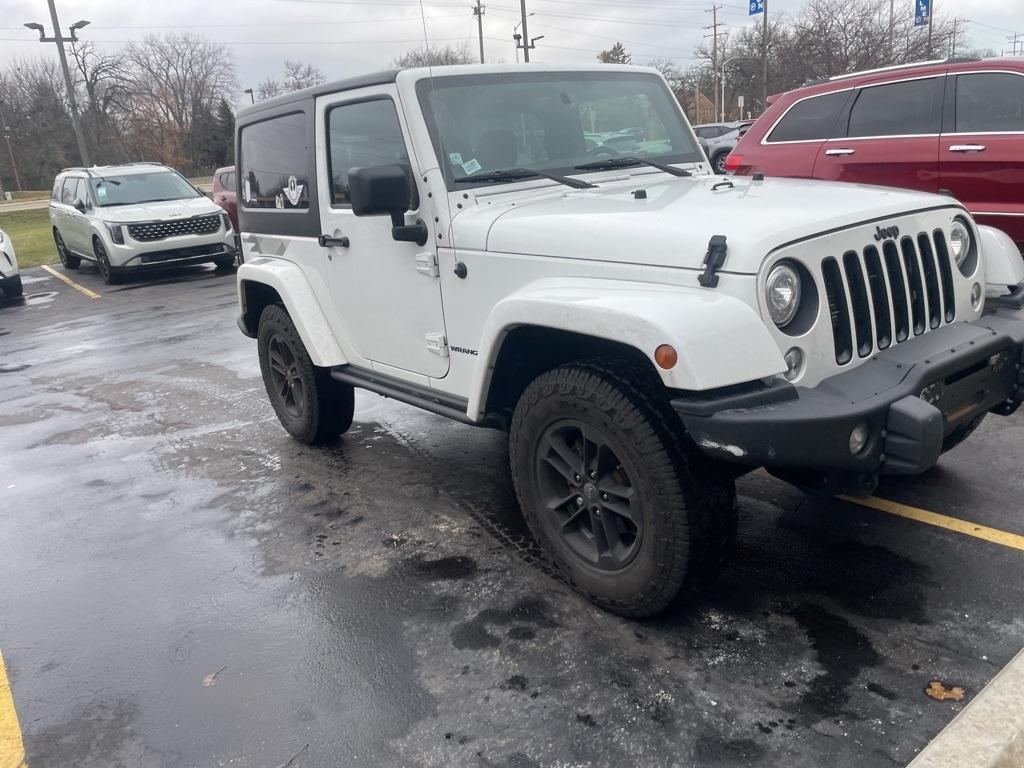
[461,158,482,176]
[96,185,108,201]
[448,152,463,165]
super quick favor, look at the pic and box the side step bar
[330,365,483,426]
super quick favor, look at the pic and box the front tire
[712,151,729,174]
[257,304,354,445]
[54,229,80,269]
[2,275,23,297]
[509,359,735,618]
[214,257,236,271]
[93,238,122,285]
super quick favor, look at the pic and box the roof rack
[826,57,981,82]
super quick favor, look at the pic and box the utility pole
[472,0,485,64]
[519,0,531,62]
[761,0,768,116]
[888,0,895,55]
[1009,33,1022,56]
[927,2,934,59]
[24,1,91,167]
[949,18,964,57]
[0,100,23,192]
[704,5,723,125]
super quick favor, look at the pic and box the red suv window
[766,90,850,143]
[955,73,1024,133]
[846,77,942,137]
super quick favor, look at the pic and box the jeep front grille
[822,231,956,365]
[127,214,221,242]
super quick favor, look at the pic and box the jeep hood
[97,196,221,223]
[454,175,958,274]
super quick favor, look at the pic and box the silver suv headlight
[766,262,802,327]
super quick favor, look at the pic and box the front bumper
[674,307,1024,480]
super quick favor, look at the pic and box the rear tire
[54,229,80,269]
[257,304,354,445]
[2,275,23,297]
[509,358,735,618]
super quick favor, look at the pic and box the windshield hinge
[415,251,439,278]
[698,235,728,288]
[426,333,449,356]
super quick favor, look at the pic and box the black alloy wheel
[54,230,80,269]
[536,420,641,571]
[94,239,121,285]
[266,333,306,420]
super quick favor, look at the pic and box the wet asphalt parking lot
[1,262,1023,768]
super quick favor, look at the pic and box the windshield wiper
[573,157,692,177]
[454,168,595,190]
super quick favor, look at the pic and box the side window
[239,112,310,210]
[225,172,236,190]
[327,99,410,207]
[73,178,89,205]
[846,78,942,137]
[955,73,1024,133]
[51,179,62,201]
[694,126,717,139]
[767,91,850,142]
[61,178,77,204]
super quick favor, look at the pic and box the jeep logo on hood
[873,224,900,241]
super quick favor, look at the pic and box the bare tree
[391,44,473,68]
[254,60,326,101]
[597,42,632,64]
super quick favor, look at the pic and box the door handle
[949,144,986,152]
[318,234,349,248]
[824,148,855,156]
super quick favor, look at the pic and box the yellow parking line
[0,650,27,768]
[844,495,1024,552]
[39,265,100,300]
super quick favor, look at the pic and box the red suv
[727,58,1024,253]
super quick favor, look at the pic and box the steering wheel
[585,144,621,157]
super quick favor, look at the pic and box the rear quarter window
[51,178,62,201]
[239,112,310,210]
[766,90,851,143]
[955,72,1024,133]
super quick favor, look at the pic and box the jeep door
[939,70,1024,249]
[813,75,943,193]
[316,87,448,379]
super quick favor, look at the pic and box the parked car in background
[693,122,742,173]
[727,57,1024,254]
[0,227,22,297]
[49,163,237,284]
[212,165,238,231]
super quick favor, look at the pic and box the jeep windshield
[416,70,703,190]
[89,171,203,207]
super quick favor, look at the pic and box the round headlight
[766,263,801,327]
[949,220,971,267]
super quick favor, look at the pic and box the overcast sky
[1,0,1020,106]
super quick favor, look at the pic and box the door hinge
[415,251,439,278]
[425,333,449,356]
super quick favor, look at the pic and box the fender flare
[237,257,347,367]
[467,276,786,420]
[978,225,1024,288]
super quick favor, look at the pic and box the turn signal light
[655,344,678,370]
[724,153,743,172]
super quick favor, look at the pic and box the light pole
[0,100,23,192]
[513,11,534,63]
[244,88,255,104]
[24,4,91,166]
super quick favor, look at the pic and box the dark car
[212,166,238,231]
[726,57,1024,253]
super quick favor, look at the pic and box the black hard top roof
[237,69,400,121]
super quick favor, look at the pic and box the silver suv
[49,163,236,284]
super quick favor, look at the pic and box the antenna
[417,0,458,270]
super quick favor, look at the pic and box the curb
[908,646,1024,768]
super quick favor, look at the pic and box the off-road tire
[54,229,80,269]
[257,304,354,445]
[2,275,23,297]
[93,238,122,285]
[509,358,736,618]
[941,414,986,454]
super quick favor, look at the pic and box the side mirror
[348,165,427,246]
[74,200,87,213]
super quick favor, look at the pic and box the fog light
[971,282,983,310]
[783,347,804,381]
[921,381,944,405]
[849,422,869,455]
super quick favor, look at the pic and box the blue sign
[914,0,930,26]
[748,0,764,15]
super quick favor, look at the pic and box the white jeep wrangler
[235,64,1024,617]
